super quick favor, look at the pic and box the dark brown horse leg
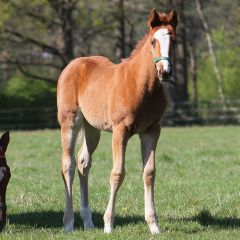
[139,124,160,234]
[0,132,10,231]
[77,122,100,230]
[0,193,7,231]
[103,124,129,233]
[60,111,81,232]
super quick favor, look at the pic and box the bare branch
[26,11,62,27]
[17,65,57,84]
[5,29,67,66]
[81,24,114,42]
[0,59,62,70]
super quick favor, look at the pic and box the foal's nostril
[162,70,169,78]
[162,68,172,78]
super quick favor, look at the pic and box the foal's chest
[111,84,167,133]
[136,89,167,132]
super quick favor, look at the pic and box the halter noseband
[153,56,170,64]
[152,55,175,85]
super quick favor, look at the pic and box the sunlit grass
[1,126,240,239]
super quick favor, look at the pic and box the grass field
[1,126,240,239]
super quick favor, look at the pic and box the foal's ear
[167,9,178,28]
[148,8,161,28]
[0,132,10,153]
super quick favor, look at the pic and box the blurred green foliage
[195,27,240,101]
[0,0,239,107]
[0,75,56,108]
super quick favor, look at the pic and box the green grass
[1,126,240,239]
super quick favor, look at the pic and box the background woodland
[0,0,239,108]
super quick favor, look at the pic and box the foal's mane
[122,34,149,62]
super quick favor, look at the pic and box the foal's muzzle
[154,56,173,83]
[162,69,172,81]
[157,67,172,83]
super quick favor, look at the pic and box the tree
[0,0,239,107]
[0,0,113,83]
[172,0,188,102]
[114,0,126,59]
[195,0,226,107]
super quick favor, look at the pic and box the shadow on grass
[169,209,240,229]
[9,210,144,229]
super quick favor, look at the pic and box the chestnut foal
[0,132,11,231]
[57,9,177,234]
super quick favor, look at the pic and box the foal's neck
[128,36,159,91]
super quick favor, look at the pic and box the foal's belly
[81,100,167,135]
[80,97,113,132]
[83,111,113,132]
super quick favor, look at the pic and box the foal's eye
[151,39,156,47]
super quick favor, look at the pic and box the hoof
[104,223,113,234]
[84,221,94,230]
[149,223,160,235]
[64,219,74,233]
[80,207,94,231]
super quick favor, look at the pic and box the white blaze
[153,29,170,72]
[0,166,6,181]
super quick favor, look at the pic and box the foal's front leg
[103,125,129,233]
[139,125,161,234]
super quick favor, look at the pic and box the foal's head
[148,9,178,82]
[0,132,11,231]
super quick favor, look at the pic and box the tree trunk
[0,50,9,86]
[115,0,126,60]
[173,0,188,102]
[195,0,226,108]
[188,44,198,103]
[48,0,75,65]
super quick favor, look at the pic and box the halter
[151,51,175,85]
[153,56,170,64]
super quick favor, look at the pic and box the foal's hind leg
[139,124,160,234]
[77,121,100,230]
[60,110,81,232]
